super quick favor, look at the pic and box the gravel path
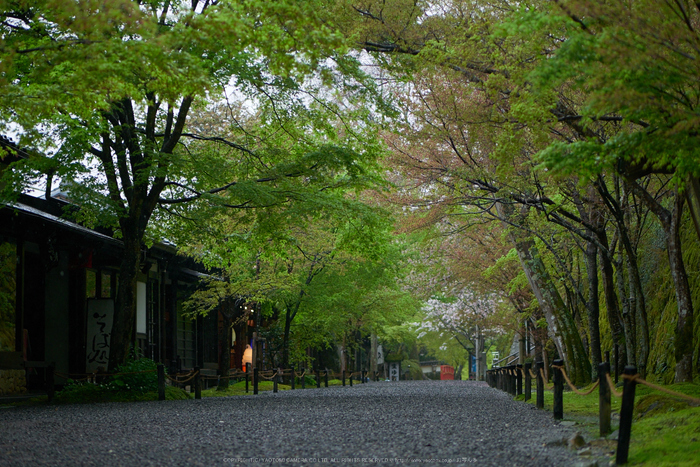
[0,380,587,466]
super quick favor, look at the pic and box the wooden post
[342,370,346,386]
[536,361,544,410]
[301,368,306,389]
[316,369,321,388]
[599,362,611,437]
[273,368,280,393]
[508,365,516,396]
[324,368,329,388]
[524,362,531,401]
[374,371,379,382]
[157,364,166,401]
[245,363,250,393]
[349,371,353,386]
[362,370,366,384]
[552,359,563,420]
[616,366,638,465]
[194,367,201,400]
[605,350,610,363]
[516,364,523,396]
[46,363,55,404]
[291,369,296,390]
[253,367,259,395]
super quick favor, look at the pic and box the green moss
[635,395,690,420]
[628,407,700,466]
[522,381,700,464]
[642,213,700,384]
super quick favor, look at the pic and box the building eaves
[5,201,124,247]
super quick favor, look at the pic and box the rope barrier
[54,371,92,382]
[551,365,600,396]
[528,369,538,379]
[623,374,700,404]
[258,371,279,381]
[165,371,198,384]
[54,369,156,379]
[539,368,554,390]
[605,373,623,397]
[200,371,247,381]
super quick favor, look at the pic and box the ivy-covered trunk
[667,200,694,383]
[628,181,694,382]
[499,203,592,385]
[513,237,592,385]
[595,230,627,367]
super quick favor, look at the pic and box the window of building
[176,300,196,369]
[86,269,116,299]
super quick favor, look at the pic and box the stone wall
[0,369,27,395]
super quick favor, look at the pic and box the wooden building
[0,137,250,394]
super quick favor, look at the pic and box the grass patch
[202,380,289,397]
[522,381,700,465]
[200,378,348,397]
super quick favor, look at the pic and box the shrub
[107,357,158,393]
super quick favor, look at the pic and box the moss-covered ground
[519,381,700,465]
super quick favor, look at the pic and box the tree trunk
[596,232,627,365]
[497,200,591,384]
[338,343,346,373]
[218,309,233,391]
[627,252,649,378]
[584,240,602,380]
[619,179,649,376]
[108,229,141,372]
[498,201,591,384]
[615,250,636,367]
[686,176,700,242]
[667,196,694,382]
[514,238,591,384]
[370,333,378,375]
[282,305,295,369]
[627,181,694,382]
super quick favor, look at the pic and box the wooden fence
[486,359,700,464]
[157,365,381,400]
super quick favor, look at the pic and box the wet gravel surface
[0,380,585,466]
